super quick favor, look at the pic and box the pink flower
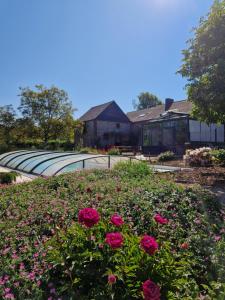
[105,232,123,249]
[50,288,56,294]
[110,214,124,227]
[108,274,117,284]
[214,235,221,242]
[180,242,189,249]
[78,208,100,228]
[140,235,158,255]
[28,272,36,281]
[142,279,160,300]
[4,293,15,300]
[154,214,168,225]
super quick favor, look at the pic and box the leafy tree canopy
[0,105,16,144]
[18,85,76,142]
[178,0,225,124]
[133,92,162,110]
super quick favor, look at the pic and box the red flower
[140,235,158,255]
[180,242,189,249]
[86,187,92,193]
[108,274,117,284]
[110,214,124,227]
[154,214,168,225]
[142,279,161,300]
[105,232,123,249]
[78,208,100,228]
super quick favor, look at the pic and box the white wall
[189,120,224,143]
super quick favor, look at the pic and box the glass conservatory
[0,150,130,177]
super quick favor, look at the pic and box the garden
[0,161,224,299]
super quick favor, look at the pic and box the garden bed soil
[159,166,225,204]
[173,166,225,186]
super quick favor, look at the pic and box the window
[116,123,120,129]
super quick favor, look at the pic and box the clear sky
[0,0,213,117]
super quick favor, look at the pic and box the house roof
[127,100,193,123]
[79,101,114,122]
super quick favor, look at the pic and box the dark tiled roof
[127,100,193,123]
[79,101,114,121]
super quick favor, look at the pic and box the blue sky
[0,0,213,117]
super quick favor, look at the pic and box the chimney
[165,98,174,111]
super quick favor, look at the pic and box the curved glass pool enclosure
[0,150,131,177]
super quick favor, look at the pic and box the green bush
[46,212,199,299]
[107,147,121,155]
[79,147,99,154]
[212,149,225,166]
[113,160,152,178]
[0,143,10,154]
[0,171,19,184]
[158,151,175,162]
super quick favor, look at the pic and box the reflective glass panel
[0,150,27,161]
[0,151,38,166]
[56,161,83,175]
[42,154,98,176]
[8,151,51,169]
[33,153,80,174]
[22,153,74,173]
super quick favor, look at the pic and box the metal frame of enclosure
[0,150,135,177]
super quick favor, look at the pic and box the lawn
[0,162,224,299]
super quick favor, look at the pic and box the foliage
[178,0,225,124]
[79,147,99,154]
[0,168,224,299]
[184,147,213,166]
[133,92,162,111]
[113,160,152,179]
[0,171,19,184]
[107,147,121,155]
[0,105,16,145]
[157,151,175,162]
[18,85,76,142]
[211,149,225,166]
[46,212,199,299]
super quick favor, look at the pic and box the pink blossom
[140,235,158,255]
[154,213,168,225]
[214,235,221,242]
[78,208,100,228]
[108,274,117,284]
[50,288,56,294]
[142,279,160,300]
[110,214,124,227]
[4,293,15,300]
[105,232,123,249]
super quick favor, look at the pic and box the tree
[18,85,76,142]
[178,0,225,124]
[0,105,16,145]
[133,92,162,110]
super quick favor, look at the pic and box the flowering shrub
[184,147,213,166]
[0,165,224,299]
[45,210,199,299]
[211,149,225,166]
[157,151,175,162]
